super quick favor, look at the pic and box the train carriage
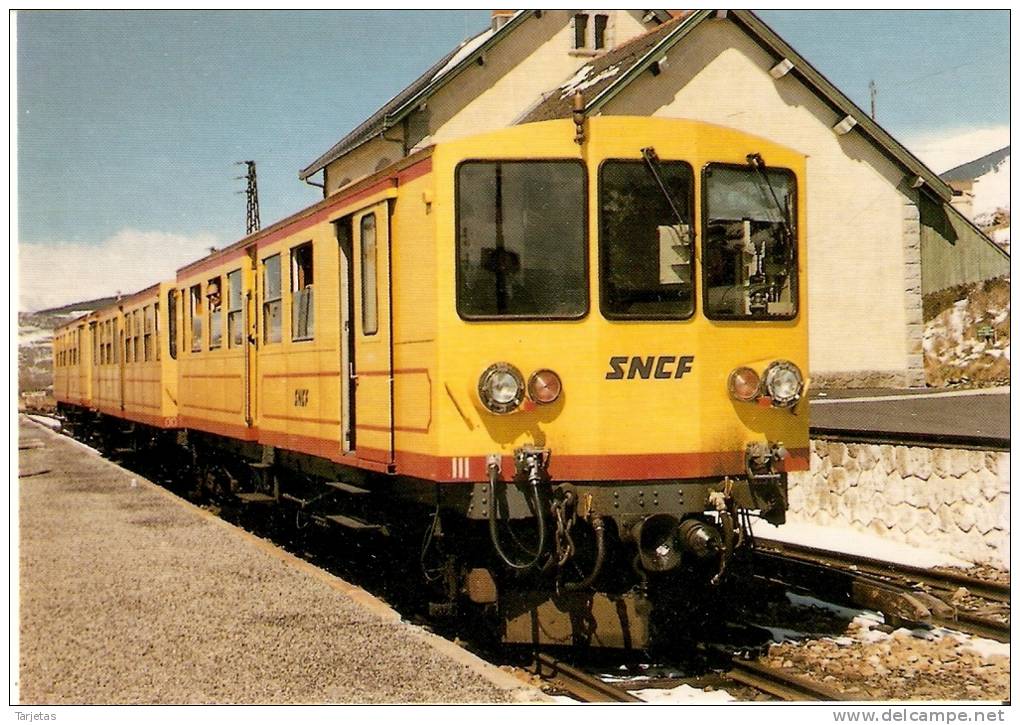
[52,116,809,648]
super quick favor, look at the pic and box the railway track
[726,657,844,701]
[531,653,643,702]
[754,538,1010,643]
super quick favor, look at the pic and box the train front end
[431,118,808,639]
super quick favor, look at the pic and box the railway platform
[16,417,545,704]
[809,386,1009,449]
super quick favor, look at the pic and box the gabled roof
[940,146,1010,183]
[298,10,534,181]
[523,9,956,204]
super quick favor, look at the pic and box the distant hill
[18,295,116,399]
[941,146,1010,253]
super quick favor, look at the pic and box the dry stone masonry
[787,440,1009,568]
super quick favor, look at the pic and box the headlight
[727,367,761,402]
[527,369,562,405]
[478,363,525,414]
[762,360,804,408]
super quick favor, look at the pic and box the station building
[298,10,1009,389]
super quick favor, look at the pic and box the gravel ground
[17,418,545,704]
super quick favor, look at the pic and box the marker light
[478,363,525,414]
[528,369,562,405]
[727,367,761,402]
[762,360,804,408]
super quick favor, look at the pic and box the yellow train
[54,117,808,647]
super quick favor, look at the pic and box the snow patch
[971,156,1010,223]
[632,684,737,703]
[559,64,621,98]
[751,520,974,569]
[432,28,495,82]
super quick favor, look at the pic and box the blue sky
[17,10,1009,310]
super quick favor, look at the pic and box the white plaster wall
[325,136,405,196]
[426,11,649,147]
[602,19,913,381]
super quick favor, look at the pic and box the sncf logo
[606,355,695,380]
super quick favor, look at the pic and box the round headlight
[727,366,761,402]
[528,369,562,405]
[478,363,525,414]
[763,360,804,408]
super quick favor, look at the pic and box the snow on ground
[992,226,1010,254]
[751,519,974,569]
[923,279,1010,386]
[631,684,737,703]
[27,415,62,431]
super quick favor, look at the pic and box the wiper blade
[641,146,688,228]
[746,152,793,243]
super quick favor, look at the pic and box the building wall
[426,10,649,148]
[788,440,1010,568]
[602,19,920,387]
[325,11,654,195]
[920,196,1011,296]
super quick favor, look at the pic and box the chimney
[492,10,514,31]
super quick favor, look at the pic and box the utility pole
[236,161,261,235]
[869,80,877,121]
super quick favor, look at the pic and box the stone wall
[787,440,1010,568]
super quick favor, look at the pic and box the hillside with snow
[940,145,1010,253]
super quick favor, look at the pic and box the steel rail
[532,653,643,703]
[933,610,1010,644]
[809,428,1008,452]
[726,658,844,701]
[755,538,1010,604]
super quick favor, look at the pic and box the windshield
[599,159,694,319]
[456,161,587,319]
[703,163,797,320]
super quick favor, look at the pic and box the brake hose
[562,516,606,592]
[487,460,547,571]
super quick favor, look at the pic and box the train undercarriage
[58,404,789,651]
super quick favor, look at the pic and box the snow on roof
[432,27,495,82]
[559,64,621,99]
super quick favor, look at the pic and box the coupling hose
[562,516,606,592]
[487,460,547,571]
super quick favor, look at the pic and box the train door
[350,202,393,465]
[116,317,125,411]
[243,247,258,427]
[335,217,355,454]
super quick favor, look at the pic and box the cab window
[599,160,694,319]
[703,163,797,320]
[456,160,587,319]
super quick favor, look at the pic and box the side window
[190,284,203,352]
[168,290,178,360]
[112,318,119,364]
[133,310,141,362]
[291,243,314,341]
[573,13,589,49]
[208,276,223,349]
[594,13,608,49]
[262,254,282,344]
[154,301,160,361]
[360,214,378,335]
[227,269,243,348]
[144,305,154,361]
